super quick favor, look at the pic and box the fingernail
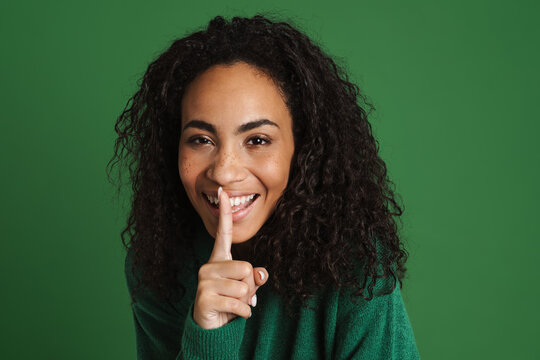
[249,311,252,318]
[218,186,222,198]
[258,270,265,281]
[251,294,257,307]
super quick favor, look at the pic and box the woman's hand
[193,187,269,330]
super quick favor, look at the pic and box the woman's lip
[203,193,259,222]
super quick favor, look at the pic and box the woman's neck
[231,241,253,261]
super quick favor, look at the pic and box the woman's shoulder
[123,246,199,319]
[124,225,212,282]
[124,246,138,292]
[123,226,214,303]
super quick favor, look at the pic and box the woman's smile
[202,192,259,212]
[178,61,295,244]
[202,191,261,222]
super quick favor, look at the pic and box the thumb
[250,268,268,308]
[253,267,269,289]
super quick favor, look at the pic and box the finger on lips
[209,186,233,262]
[211,186,265,309]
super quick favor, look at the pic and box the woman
[108,14,420,359]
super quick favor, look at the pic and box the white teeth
[205,193,256,207]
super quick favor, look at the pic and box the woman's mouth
[202,192,260,221]
[204,193,259,212]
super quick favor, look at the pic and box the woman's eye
[247,136,271,146]
[188,136,213,145]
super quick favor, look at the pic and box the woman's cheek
[178,152,195,188]
[272,153,291,181]
[178,159,188,181]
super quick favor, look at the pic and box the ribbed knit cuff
[181,303,246,359]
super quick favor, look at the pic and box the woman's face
[178,62,295,244]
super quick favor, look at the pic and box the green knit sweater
[125,228,420,359]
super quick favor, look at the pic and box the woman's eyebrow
[183,120,216,134]
[235,119,280,135]
[182,119,280,135]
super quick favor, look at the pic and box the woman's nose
[206,147,247,185]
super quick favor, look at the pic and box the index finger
[209,186,233,262]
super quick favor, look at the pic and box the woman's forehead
[181,62,292,131]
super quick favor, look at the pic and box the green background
[1,0,538,359]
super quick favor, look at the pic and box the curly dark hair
[107,13,409,317]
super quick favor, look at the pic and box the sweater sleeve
[181,303,247,359]
[333,279,420,359]
[125,250,247,359]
